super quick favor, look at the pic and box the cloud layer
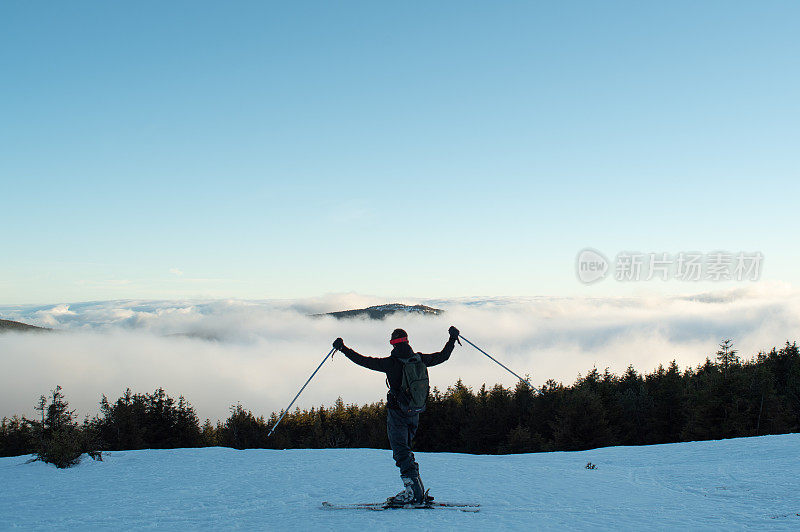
[1,285,798,422]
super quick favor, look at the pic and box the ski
[321,501,480,512]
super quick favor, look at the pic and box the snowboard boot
[387,476,415,505]
[387,475,427,506]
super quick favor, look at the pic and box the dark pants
[387,407,420,478]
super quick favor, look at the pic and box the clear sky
[2,1,798,305]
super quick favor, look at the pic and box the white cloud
[170,268,184,276]
[32,304,75,327]
[1,285,798,423]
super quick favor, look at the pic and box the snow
[2,434,799,530]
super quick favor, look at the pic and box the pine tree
[552,388,613,451]
[27,386,100,468]
[0,416,33,457]
[716,339,740,375]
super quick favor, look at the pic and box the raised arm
[419,337,456,367]
[333,338,392,373]
[419,327,460,367]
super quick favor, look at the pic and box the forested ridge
[3,340,799,462]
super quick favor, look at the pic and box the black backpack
[397,353,429,413]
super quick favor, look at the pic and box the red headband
[390,336,408,345]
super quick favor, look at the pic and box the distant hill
[316,303,443,320]
[0,319,50,333]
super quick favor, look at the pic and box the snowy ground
[2,434,799,530]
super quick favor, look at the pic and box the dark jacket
[340,338,456,410]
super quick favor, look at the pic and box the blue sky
[2,1,798,305]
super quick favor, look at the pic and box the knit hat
[390,328,408,345]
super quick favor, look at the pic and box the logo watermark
[576,248,610,284]
[576,249,763,284]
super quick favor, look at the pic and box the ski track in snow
[2,434,799,530]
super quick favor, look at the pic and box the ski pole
[268,347,336,437]
[458,334,535,390]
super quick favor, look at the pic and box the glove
[333,337,345,351]
[448,326,460,339]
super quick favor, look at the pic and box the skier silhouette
[333,326,459,504]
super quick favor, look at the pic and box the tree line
[2,340,799,466]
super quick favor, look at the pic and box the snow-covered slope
[2,434,799,530]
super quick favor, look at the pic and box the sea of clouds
[1,284,798,422]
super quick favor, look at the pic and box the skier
[332,326,460,505]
